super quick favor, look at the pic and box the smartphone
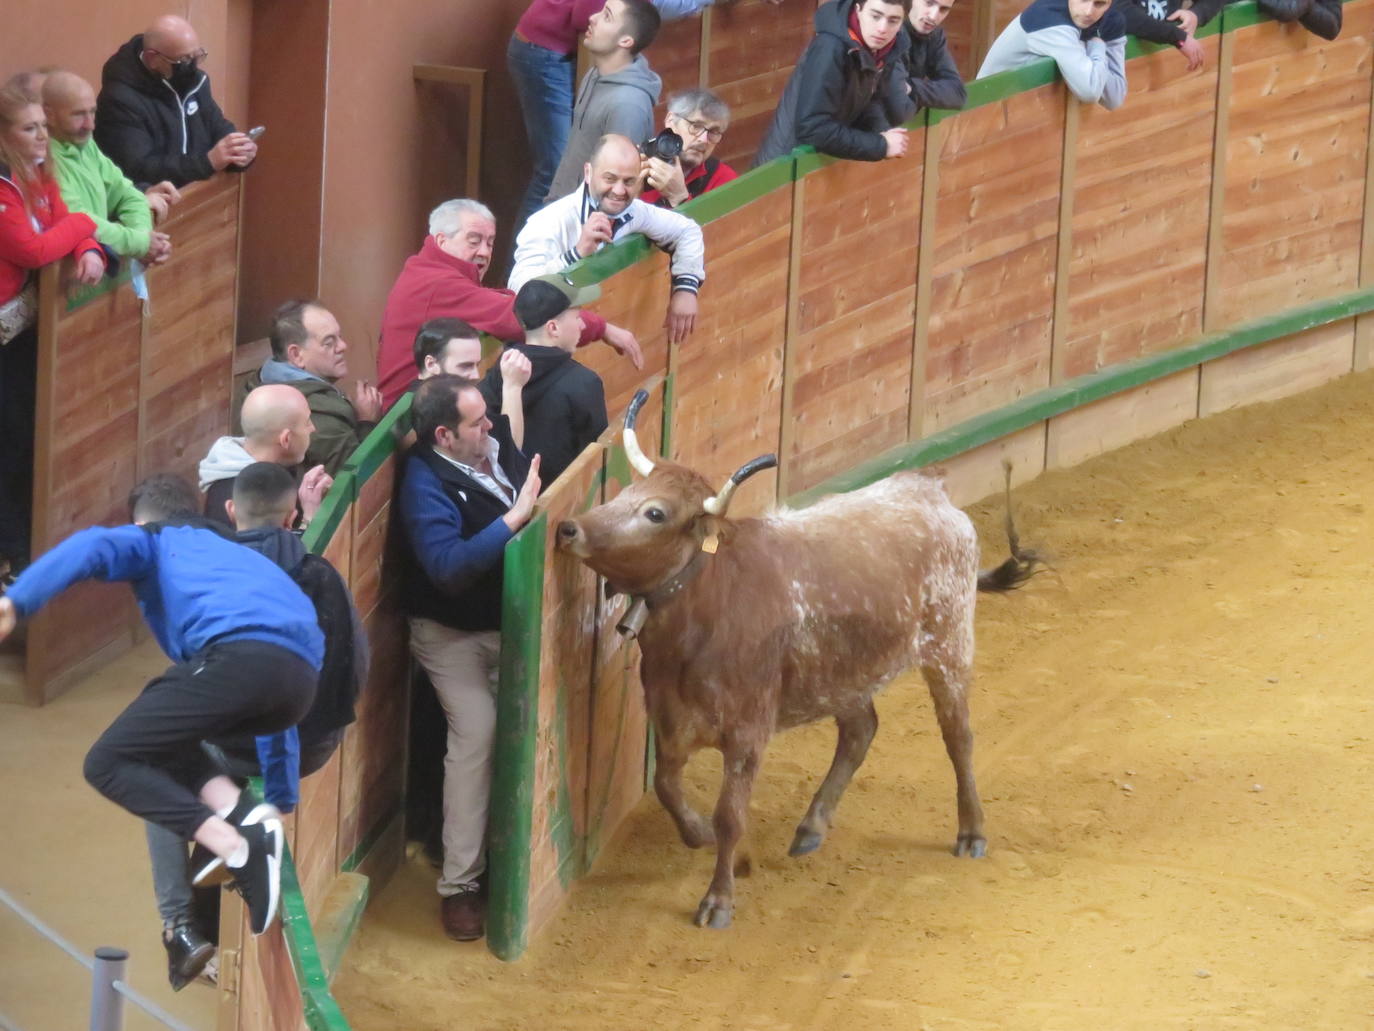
[247,125,266,140]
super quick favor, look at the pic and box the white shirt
[434,439,514,506]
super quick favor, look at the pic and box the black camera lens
[642,127,683,162]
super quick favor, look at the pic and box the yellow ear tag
[701,533,719,555]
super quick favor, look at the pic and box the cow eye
[644,507,666,524]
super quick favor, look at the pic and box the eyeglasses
[676,117,725,143]
[146,47,208,69]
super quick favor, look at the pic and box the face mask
[170,60,200,88]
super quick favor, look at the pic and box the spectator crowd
[0,0,1346,995]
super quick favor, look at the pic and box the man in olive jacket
[236,301,384,475]
[753,0,915,166]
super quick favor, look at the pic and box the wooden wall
[16,176,241,706]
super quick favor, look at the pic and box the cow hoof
[694,898,733,929]
[953,834,987,858]
[788,829,824,857]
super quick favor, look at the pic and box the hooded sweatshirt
[237,359,375,475]
[753,0,913,167]
[478,341,608,486]
[978,0,1127,110]
[94,34,240,188]
[546,54,662,201]
[49,137,154,259]
[197,435,257,526]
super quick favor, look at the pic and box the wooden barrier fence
[1,175,242,706]
[236,0,1374,1023]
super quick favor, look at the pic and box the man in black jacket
[95,14,257,189]
[899,0,968,113]
[479,275,608,488]
[1257,0,1341,38]
[754,0,915,166]
[1112,0,1217,70]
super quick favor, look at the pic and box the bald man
[199,385,331,529]
[96,14,257,188]
[511,133,706,345]
[43,71,177,264]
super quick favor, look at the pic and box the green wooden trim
[340,806,401,874]
[280,844,354,1031]
[962,60,1060,111]
[487,510,548,962]
[678,156,795,225]
[789,286,1374,507]
[566,234,654,286]
[64,263,135,312]
[660,372,675,458]
[339,392,412,484]
[1221,1,1269,29]
[302,469,356,555]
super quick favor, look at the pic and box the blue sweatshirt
[6,523,324,671]
[978,0,1127,110]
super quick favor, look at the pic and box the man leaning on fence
[977,0,1127,110]
[397,375,543,942]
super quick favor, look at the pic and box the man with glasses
[96,14,257,188]
[639,88,738,210]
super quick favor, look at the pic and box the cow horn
[703,453,778,516]
[622,389,656,477]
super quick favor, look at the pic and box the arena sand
[334,371,1374,1031]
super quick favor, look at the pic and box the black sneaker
[163,923,215,992]
[192,801,276,888]
[227,819,283,936]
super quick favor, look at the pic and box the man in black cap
[479,274,608,488]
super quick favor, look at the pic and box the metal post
[89,947,128,1031]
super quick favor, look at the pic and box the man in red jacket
[639,87,738,209]
[374,198,642,408]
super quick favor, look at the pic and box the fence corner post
[89,946,128,1031]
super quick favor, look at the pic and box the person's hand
[1177,34,1205,71]
[144,231,173,265]
[73,250,105,286]
[643,155,690,208]
[1167,8,1200,34]
[145,191,170,224]
[664,290,698,346]
[500,348,533,389]
[503,454,543,530]
[602,322,643,370]
[351,380,383,423]
[881,128,909,159]
[576,212,615,258]
[0,598,15,642]
[298,464,333,523]
[209,132,256,172]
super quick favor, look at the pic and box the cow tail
[977,460,1043,594]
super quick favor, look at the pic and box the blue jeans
[507,35,576,235]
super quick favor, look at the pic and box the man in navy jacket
[0,474,323,939]
[397,376,542,942]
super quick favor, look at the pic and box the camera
[640,127,683,162]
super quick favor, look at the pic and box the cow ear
[693,510,731,546]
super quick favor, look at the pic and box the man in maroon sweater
[374,198,642,408]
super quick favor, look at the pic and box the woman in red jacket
[0,83,104,576]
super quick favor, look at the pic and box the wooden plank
[926,85,1062,434]
[1198,319,1355,415]
[1214,9,1373,328]
[1062,39,1220,380]
[648,11,703,131]
[910,120,943,439]
[295,748,343,919]
[788,144,923,493]
[1358,0,1374,370]
[937,423,1046,508]
[1203,27,1235,333]
[1046,368,1200,469]
[1049,90,1078,385]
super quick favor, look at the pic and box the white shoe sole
[252,817,283,936]
[192,802,283,888]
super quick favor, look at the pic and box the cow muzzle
[555,519,586,555]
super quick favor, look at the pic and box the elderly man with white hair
[375,197,642,408]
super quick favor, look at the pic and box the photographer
[639,88,738,210]
[511,134,705,346]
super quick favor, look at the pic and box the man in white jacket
[511,133,706,345]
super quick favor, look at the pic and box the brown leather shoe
[440,886,484,942]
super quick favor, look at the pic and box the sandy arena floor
[336,371,1374,1031]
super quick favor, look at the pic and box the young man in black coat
[900,0,968,113]
[479,275,609,488]
[1112,0,1219,70]
[95,14,257,188]
[754,0,916,166]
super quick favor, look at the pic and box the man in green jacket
[236,301,384,475]
[42,70,179,264]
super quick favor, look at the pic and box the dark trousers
[84,640,318,840]
[0,324,37,565]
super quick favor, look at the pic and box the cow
[555,391,1039,929]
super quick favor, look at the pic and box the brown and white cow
[556,392,1038,928]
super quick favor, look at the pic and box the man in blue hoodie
[0,473,323,939]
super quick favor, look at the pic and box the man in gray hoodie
[545,0,663,202]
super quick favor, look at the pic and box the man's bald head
[585,134,644,215]
[41,71,97,145]
[240,384,315,465]
[142,16,204,79]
